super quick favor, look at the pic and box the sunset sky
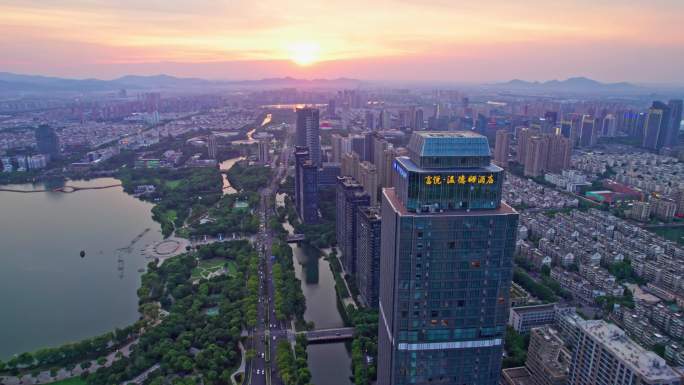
[1,0,683,83]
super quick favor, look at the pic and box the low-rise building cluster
[503,173,579,209]
[573,149,683,196]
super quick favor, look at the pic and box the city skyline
[2,0,683,83]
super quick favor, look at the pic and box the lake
[0,178,162,360]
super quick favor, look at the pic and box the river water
[282,220,352,385]
[0,178,162,360]
[220,157,245,195]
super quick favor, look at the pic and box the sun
[287,42,321,66]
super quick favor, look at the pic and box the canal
[282,219,353,385]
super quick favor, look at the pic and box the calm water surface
[283,220,353,385]
[0,178,162,359]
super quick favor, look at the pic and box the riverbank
[0,183,121,194]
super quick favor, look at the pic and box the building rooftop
[512,303,556,314]
[501,367,533,385]
[581,320,679,381]
[531,327,570,379]
[407,131,491,159]
[395,155,501,173]
[358,205,381,221]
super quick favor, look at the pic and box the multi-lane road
[246,140,291,385]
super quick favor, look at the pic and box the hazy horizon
[2,0,683,84]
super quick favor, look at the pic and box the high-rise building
[27,154,48,170]
[524,136,549,177]
[379,146,408,189]
[294,147,319,224]
[516,127,536,163]
[207,133,217,159]
[358,161,379,203]
[366,110,375,130]
[356,206,382,308]
[331,133,349,163]
[296,108,321,166]
[643,101,673,151]
[544,111,558,126]
[350,135,365,158]
[494,129,510,168]
[373,135,389,169]
[546,135,572,173]
[15,155,27,171]
[568,320,680,385]
[675,189,684,217]
[652,196,677,222]
[560,119,573,140]
[341,151,361,180]
[668,99,683,148]
[579,115,597,147]
[378,131,519,385]
[35,125,60,159]
[379,109,392,129]
[336,176,370,275]
[258,138,270,163]
[364,131,376,163]
[522,133,570,177]
[1,156,12,172]
[318,162,341,187]
[327,99,336,117]
[415,108,424,130]
[601,114,617,137]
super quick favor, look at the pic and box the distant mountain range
[492,77,640,92]
[0,72,364,93]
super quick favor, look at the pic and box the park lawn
[226,260,238,277]
[162,209,178,224]
[165,180,182,189]
[175,227,190,239]
[191,259,237,280]
[46,378,87,385]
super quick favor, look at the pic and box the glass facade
[379,131,518,385]
[394,157,503,212]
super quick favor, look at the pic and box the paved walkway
[322,247,357,309]
[231,341,246,385]
[121,363,160,385]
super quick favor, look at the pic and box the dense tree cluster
[119,167,223,237]
[271,240,306,322]
[87,242,259,385]
[190,193,260,238]
[347,307,378,385]
[293,188,336,249]
[503,327,529,368]
[225,161,272,192]
[513,268,558,303]
[275,336,311,385]
[195,240,253,261]
[0,324,139,376]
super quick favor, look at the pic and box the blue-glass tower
[378,131,518,385]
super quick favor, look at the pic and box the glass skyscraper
[378,131,518,385]
[295,107,321,167]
